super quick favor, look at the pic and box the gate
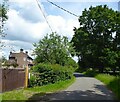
[0,68,26,93]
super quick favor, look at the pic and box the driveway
[29,73,117,101]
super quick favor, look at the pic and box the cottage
[9,49,33,68]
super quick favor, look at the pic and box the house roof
[27,56,33,60]
[9,49,33,60]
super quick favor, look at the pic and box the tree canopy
[71,5,120,72]
[33,32,76,66]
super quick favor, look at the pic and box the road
[29,73,116,101]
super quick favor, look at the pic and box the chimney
[10,51,12,54]
[25,51,28,54]
[20,48,23,52]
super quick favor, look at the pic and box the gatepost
[25,66,29,88]
[0,69,2,102]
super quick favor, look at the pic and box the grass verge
[27,76,75,93]
[2,76,75,100]
[95,74,120,100]
[83,69,120,100]
[0,93,2,101]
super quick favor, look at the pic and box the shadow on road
[27,84,118,101]
[27,90,118,102]
[73,73,85,77]
[27,73,119,102]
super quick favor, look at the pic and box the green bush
[83,68,98,77]
[29,75,37,87]
[29,63,74,87]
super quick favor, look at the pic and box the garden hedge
[29,63,74,87]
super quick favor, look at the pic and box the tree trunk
[112,67,116,75]
[99,66,104,73]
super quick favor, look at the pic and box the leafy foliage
[0,0,8,34]
[33,32,75,66]
[83,68,98,77]
[71,5,120,72]
[1,56,18,68]
[0,2,8,21]
[0,56,7,66]
[64,57,78,69]
[2,61,18,68]
[0,0,8,49]
[29,63,74,87]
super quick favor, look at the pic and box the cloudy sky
[1,0,119,61]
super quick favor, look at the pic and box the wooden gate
[0,68,26,93]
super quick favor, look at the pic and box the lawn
[2,76,75,100]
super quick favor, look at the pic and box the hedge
[29,63,74,87]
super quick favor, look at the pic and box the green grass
[2,76,75,100]
[95,74,116,84]
[0,93,2,101]
[95,74,120,100]
[27,76,75,93]
[2,89,28,100]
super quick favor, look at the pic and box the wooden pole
[25,65,29,88]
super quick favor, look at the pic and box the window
[23,57,26,61]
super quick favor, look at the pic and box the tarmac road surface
[29,73,118,102]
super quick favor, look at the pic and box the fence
[0,68,26,93]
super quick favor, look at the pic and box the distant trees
[0,56,7,67]
[33,32,77,67]
[71,5,120,73]
[0,56,18,68]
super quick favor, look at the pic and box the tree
[104,49,118,73]
[71,5,120,72]
[33,32,75,66]
[0,0,8,68]
[0,0,8,36]
[0,56,7,67]
[65,57,78,69]
[0,0,8,49]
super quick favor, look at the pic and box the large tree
[33,32,75,66]
[71,5,120,72]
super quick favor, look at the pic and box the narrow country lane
[30,73,117,101]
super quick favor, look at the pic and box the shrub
[83,68,98,77]
[29,63,74,87]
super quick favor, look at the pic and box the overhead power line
[46,0,79,17]
[35,0,53,33]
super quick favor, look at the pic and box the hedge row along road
[38,73,116,101]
